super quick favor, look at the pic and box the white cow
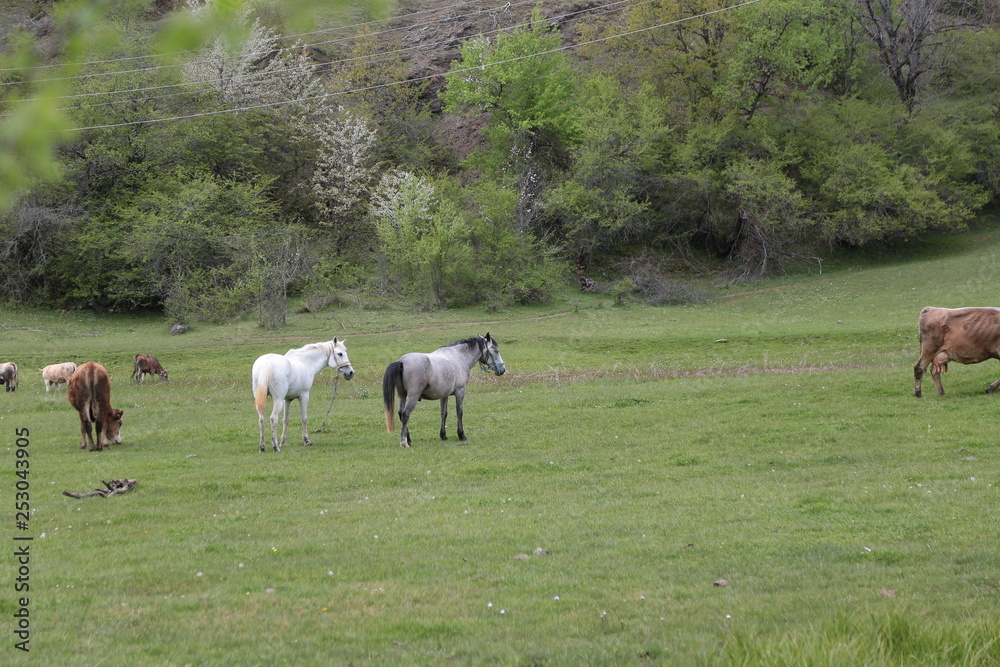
[41,362,78,393]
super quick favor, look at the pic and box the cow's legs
[298,393,313,447]
[79,416,93,450]
[95,417,108,451]
[986,361,1000,394]
[439,398,449,440]
[913,358,927,398]
[930,351,949,396]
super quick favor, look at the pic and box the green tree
[542,76,672,262]
[723,0,860,120]
[440,5,578,177]
[370,171,472,308]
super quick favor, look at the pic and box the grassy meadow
[2,229,1000,664]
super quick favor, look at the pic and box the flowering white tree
[183,0,326,129]
[369,169,435,231]
[311,108,381,222]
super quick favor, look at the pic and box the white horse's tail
[255,363,273,415]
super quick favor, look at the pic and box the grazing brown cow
[41,362,77,392]
[914,306,1000,397]
[132,354,168,382]
[68,362,124,451]
[0,362,17,392]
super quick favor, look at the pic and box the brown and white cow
[914,306,1000,397]
[0,362,17,392]
[40,362,77,392]
[132,354,168,383]
[68,362,123,451]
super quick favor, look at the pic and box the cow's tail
[382,361,402,433]
[254,363,273,416]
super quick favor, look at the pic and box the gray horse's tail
[382,361,403,433]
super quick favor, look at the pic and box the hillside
[1,0,998,318]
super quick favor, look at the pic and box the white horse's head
[329,337,355,380]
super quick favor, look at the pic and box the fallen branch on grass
[62,479,138,499]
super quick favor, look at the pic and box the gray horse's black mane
[447,336,486,352]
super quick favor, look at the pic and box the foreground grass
[2,237,1000,664]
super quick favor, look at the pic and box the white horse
[252,338,355,453]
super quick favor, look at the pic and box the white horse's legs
[267,400,284,452]
[277,399,296,451]
[258,409,268,453]
[298,392,313,447]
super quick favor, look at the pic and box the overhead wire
[70,0,765,132]
[0,0,495,75]
[4,0,764,132]
[0,0,528,86]
[5,0,636,112]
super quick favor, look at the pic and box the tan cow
[41,362,77,392]
[68,362,124,451]
[914,306,1000,397]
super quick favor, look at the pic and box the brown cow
[132,354,168,383]
[914,306,1000,397]
[0,362,17,392]
[41,362,77,392]
[68,362,124,451]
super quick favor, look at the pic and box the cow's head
[159,369,169,381]
[106,408,124,445]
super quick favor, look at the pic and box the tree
[542,76,672,261]
[311,107,381,244]
[854,0,974,111]
[1,0,339,209]
[723,0,860,121]
[724,157,813,281]
[0,191,77,304]
[441,6,578,176]
[370,170,472,307]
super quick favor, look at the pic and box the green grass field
[2,231,1000,664]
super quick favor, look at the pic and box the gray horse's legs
[299,393,313,446]
[455,388,466,441]
[439,398,449,440]
[399,395,418,447]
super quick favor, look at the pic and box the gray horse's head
[329,337,355,380]
[479,333,505,376]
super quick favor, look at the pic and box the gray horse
[382,334,505,447]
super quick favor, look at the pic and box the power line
[0,0,525,85]
[6,0,635,112]
[0,0,495,75]
[60,0,764,133]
